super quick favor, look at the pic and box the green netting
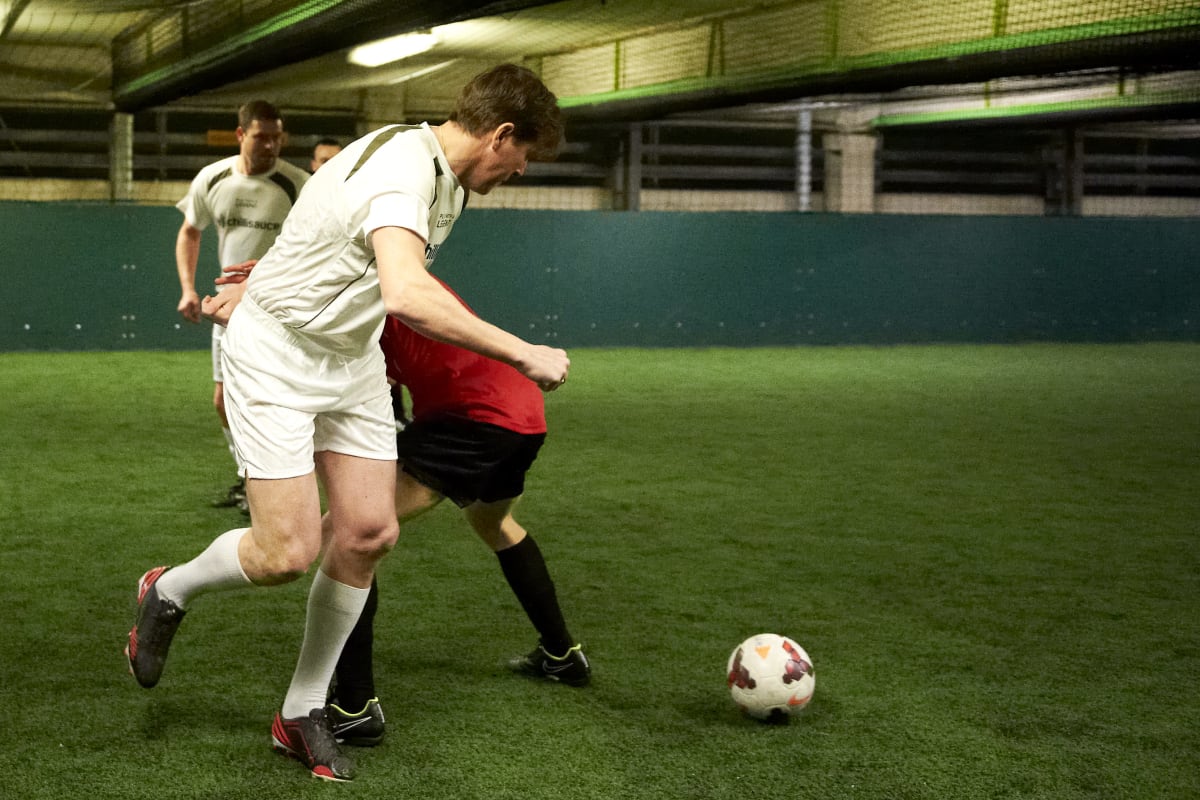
[551,0,1200,113]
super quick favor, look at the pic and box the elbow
[379,274,408,318]
[382,284,429,329]
[382,290,413,321]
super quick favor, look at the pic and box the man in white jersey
[174,100,310,512]
[127,64,569,783]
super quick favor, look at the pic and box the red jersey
[379,282,546,434]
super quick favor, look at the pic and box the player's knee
[370,517,400,558]
[469,513,524,552]
[346,517,399,561]
[256,535,321,583]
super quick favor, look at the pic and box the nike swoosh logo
[542,660,575,674]
[332,717,375,733]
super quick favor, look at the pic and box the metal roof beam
[111,0,558,112]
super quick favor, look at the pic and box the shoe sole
[271,737,353,783]
[336,733,385,747]
[511,661,591,688]
[270,716,354,783]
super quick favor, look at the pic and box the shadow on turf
[137,694,266,740]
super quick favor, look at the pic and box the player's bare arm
[373,226,570,390]
[175,222,204,323]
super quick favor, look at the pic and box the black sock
[333,575,378,711]
[496,535,573,655]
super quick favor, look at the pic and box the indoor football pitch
[1,344,1196,799]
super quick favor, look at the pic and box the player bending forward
[326,278,590,745]
[126,64,568,783]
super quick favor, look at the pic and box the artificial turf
[0,344,1196,799]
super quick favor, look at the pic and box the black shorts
[396,417,545,507]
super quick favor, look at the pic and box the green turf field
[1,344,1197,799]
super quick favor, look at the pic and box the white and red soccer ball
[727,633,815,721]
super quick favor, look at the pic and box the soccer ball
[727,633,815,721]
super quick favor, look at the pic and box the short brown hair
[238,100,282,131]
[449,64,563,161]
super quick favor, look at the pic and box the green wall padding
[437,210,1199,345]
[1,203,1196,351]
[1,202,216,351]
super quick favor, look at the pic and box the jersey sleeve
[349,135,437,245]
[363,193,432,244]
[176,167,213,230]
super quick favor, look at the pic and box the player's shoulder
[343,127,438,198]
[275,159,312,183]
[367,125,438,168]
[370,123,430,143]
[193,155,239,182]
[187,156,240,198]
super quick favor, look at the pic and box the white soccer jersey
[176,155,310,273]
[245,123,465,358]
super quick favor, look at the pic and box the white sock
[282,569,370,718]
[155,528,253,609]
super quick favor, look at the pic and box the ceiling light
[348,31,438,68]
[387,61,457,86]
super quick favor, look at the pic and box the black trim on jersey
[345,124,457,214]
[207,167,233,192]
[206,165,296,206]
[345,124,420,182]
[430,155,443,207]
[269,172,299,205]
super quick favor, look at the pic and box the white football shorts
[211,283,236,383]
[219,297,396,480]
[211,322,225,383]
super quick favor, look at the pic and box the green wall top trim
[873,89,1200,128]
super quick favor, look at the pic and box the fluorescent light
[387,60,457,86]
[348,31,438,68]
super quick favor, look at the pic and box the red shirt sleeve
[378,282,546,434]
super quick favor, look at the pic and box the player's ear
[492,122,517,149]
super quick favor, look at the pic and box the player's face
[239,118,284,174]
[469,132,533,195]
[310,143,341,172]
